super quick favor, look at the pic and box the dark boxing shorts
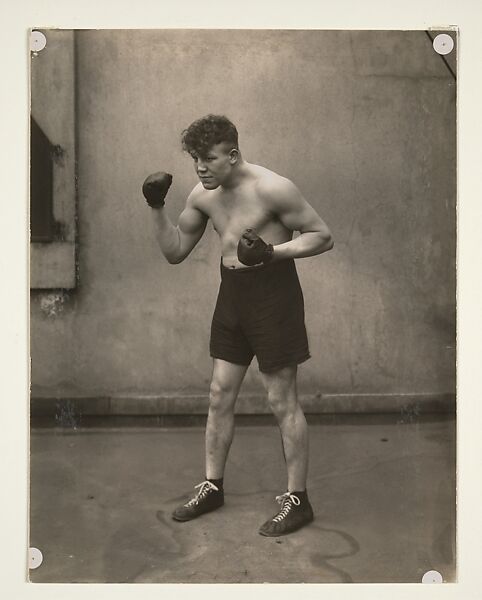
[210,259,311,372]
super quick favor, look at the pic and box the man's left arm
[265,178,334,261]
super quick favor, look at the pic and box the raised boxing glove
[237,228,274,266]
[142,171,173,208]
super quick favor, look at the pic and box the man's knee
[263,366,297,419]
[209,379,237,414]
[267,390,295,421]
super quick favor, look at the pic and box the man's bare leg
[206,358,249,478]
[260,365,308,491]
[258,364,313,536]
[172,358,247,521]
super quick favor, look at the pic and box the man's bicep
[177,204,208,253]
[279,201,324,233]
[274,185,327,234]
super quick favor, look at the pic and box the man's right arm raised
[142,172,208,264]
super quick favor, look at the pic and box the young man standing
[142,115,333,536]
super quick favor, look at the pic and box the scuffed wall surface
[30,30,456,398]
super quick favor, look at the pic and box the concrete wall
[30,30,456,403]
[30,30,76,288]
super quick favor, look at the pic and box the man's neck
[220,159,249,191]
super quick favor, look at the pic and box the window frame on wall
[30,29,77,290]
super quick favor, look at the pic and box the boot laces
[272,492,301,522]
[184,481,219,507]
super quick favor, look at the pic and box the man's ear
[229,149,239,165]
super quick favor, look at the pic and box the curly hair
[181,114,239,157]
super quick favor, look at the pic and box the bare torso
[193,163,293,269]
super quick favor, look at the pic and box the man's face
[191,142,236,189]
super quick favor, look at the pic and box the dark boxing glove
[237,228,274,266]
[142,171,173,208]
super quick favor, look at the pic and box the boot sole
[171,502,224,522]
[258,514,314,537]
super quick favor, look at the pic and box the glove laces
[184,481,219,507]
[272,492,301,522]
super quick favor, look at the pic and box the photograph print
[29,28,456,583]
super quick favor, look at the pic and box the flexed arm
[142,172,208,264]
[268,178,333,260]
[237,177,333,266]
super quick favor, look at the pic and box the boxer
[142,115,333,536]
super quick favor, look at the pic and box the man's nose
[197,159,207,172]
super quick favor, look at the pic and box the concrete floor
[29,414,456,583]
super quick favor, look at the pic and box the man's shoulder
[253,167,298,201]
[187,183,213,208]
[188,182,205,199]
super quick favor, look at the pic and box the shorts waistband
[220,258,295,274]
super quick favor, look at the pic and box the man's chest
[203,193,274,238]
